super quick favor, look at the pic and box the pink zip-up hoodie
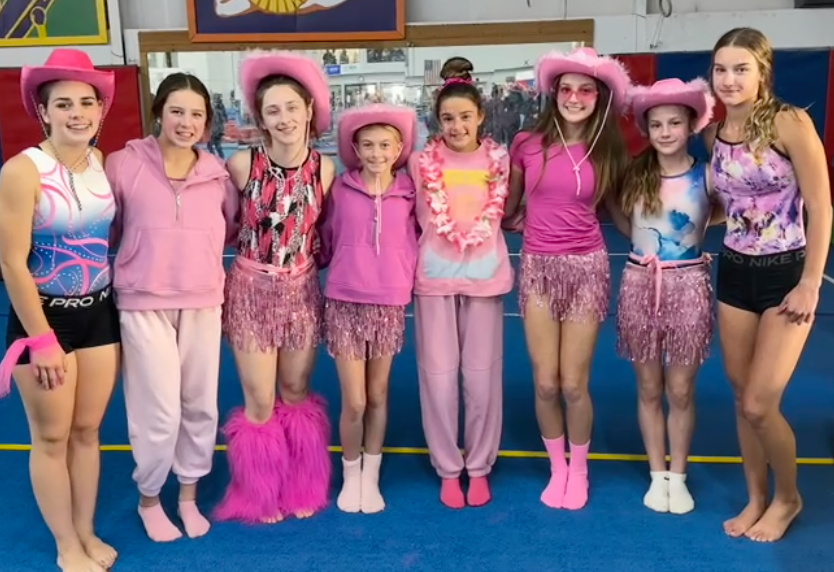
[105,136,239,311]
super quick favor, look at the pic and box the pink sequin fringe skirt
[324,299,406,360]
[222,257,323,353]
[616,261,714,366]
[518,250,610,323]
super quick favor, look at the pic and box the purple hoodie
[317,169,418,306]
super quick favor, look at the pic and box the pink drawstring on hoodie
[374,176,383,255]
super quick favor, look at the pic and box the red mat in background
[825,51,834,203]
[0,66,144,163]
[615,54,657,157]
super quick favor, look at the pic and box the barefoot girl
[318,104,418,514]
[213,51,336,524]
[617,77,717,515]
[0,49,120,572]
[106,73,239,541]
[503,47,630,511]
[706,27,831,542]
[409,57,513,509]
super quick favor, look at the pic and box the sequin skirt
[222,256,323,353]
[518,250,610,323]
[323,299,406,360]
[616,261,713,366]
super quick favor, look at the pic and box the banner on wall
[187,0,405,43]
[0,0,108,47]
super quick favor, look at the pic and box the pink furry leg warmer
[275,393,332,516]
[212,408,288,524]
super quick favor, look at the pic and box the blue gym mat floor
[0,226,832,572]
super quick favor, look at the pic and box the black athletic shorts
[716,246,805,315]
[5,286,121,364]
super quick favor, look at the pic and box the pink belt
[628,253,710,314]
[233,255,314,279]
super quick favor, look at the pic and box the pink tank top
[510,132,605,256]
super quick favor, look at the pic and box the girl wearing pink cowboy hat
[408,57,513,509]
[213,50,336,525]
[105,73,239,542]
[0,48,119,572]
[617,77,719,516]
[317,103,418,514]
[503,46,632,511]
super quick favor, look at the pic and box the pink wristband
[0,330,59,398]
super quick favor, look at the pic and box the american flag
[423,59,442,86]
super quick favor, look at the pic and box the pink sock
[541,436,568,508]
[466,475,491,507]
[178,500,211,538]
[440,477,465,509]
[138,503,182,542]
[563,440,590,510]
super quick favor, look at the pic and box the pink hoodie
[105,136,239,311]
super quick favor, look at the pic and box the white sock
[337,456,362,513]
[360,452,386,514]
[643,471,669,513]
[668,472,694,514]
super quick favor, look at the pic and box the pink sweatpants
[121,307,222,497]
[413,295,504,479]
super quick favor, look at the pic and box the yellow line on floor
[0,443,831,464]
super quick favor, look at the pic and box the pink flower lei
[418,137,509,252]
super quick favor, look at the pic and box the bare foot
[57,549,106,572]
[294,509,315,519]
[260,513,284,524]
[745,497,802,542]
[79,535,117,568]
[723,502,766,538]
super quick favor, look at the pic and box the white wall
[117,0,834,63]
[0,0,125,66]
[4,0,834,72]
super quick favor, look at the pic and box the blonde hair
[711,27,793,155]
[354,123,402,143]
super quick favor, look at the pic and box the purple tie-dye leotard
[709,137,805,256]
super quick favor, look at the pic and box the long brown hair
[620,107,696,217]
[530,76,628,206]
[711,27,793,155]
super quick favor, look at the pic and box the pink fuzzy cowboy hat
[239,50,331,135]
[337,104,416,171]
[20,48,115,119]
[535,47,632,112]
[630,77,716,134]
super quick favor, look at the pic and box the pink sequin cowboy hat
[629,77,716,134]
[535,46,632,113]
[20,48,115,119]
[239,50,331,135]
[337,104,417,171]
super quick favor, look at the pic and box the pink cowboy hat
[630,77,716,134]
[239,50,331,135]
[535,47,632,112]
[20,48,115,119]
[337,104,416,171]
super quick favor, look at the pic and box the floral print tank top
[630,161,712,262]
[710,135,805,256]
[236,146,323,269]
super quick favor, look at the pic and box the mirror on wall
[146,42,582,171]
